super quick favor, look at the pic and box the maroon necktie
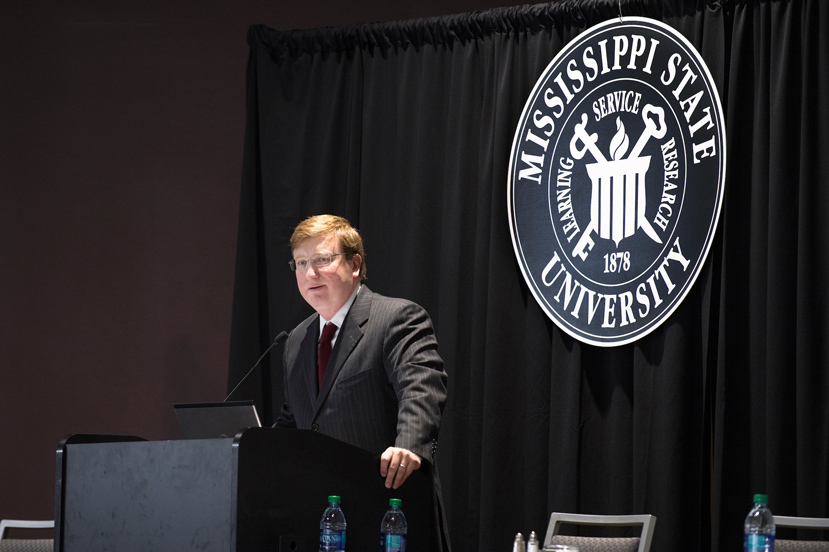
[318,323,338,388]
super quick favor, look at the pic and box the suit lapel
[301,318,320,404]
[314,287,372,412]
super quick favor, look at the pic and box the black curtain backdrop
[228,0,829,550]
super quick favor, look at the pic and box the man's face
[293,233,361,320]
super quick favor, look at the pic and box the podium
[54,428,439,552]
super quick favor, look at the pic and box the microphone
[224,331,289,402]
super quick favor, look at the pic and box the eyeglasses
[288,253,344,272]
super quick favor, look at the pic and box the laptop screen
[173,401,261,439]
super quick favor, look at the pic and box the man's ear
[351,254,362,277]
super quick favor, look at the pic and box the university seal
[507,17,726,346]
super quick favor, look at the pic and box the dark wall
[0,0,529,521]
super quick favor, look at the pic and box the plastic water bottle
[320,495,346,552]
[744,493,775,552]
[380,498,407,552]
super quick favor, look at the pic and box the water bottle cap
[328,495,341,504]
[753,494,768,504]
[389,498,402,507]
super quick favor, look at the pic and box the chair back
[775,516,829,552]
[543,512,656,552]
[0,520,54,552]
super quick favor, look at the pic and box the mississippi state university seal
[507,17,725,347]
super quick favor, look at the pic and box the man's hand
[380,447,421,489]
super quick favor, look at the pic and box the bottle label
[320,528,345,552]
[381,533,407,552]
[744,533,774,552]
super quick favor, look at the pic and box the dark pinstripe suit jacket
[275,286,448,463]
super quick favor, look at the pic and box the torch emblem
[570,104,667,260]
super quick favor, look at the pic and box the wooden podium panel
[55,428,438,552]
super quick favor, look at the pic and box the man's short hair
[291,214,367,281]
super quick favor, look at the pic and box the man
[275,214,448,491]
